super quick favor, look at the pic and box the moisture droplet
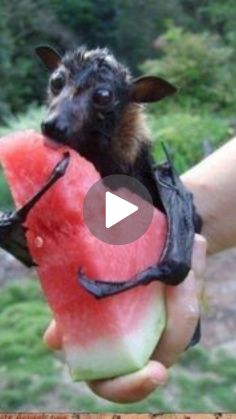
[35,236,44,248]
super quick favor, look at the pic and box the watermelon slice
[0,130,168,381]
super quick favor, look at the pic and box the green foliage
[0,106,44,136]
[1,0,236,117]
[149,111,231,172]
[111,0,169,69]
[198,0,236,47]
[0,279,57,411]
[0,106,45,209]
[140,22,235,171]
[0,170,13,210]
[51,0,118,50]
[142,25,236,110]
[51,0,186,70]
[0,0,74,120]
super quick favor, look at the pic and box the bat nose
[41,118,68,143]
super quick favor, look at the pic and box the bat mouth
[43,136,64,150]
[41,119,72,149]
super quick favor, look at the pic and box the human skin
[182,137,236,255]
[45,137,236,403]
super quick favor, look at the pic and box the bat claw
[185,318,201,349]
[49,152,70,180]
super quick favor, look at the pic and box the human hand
[44,233,206,403]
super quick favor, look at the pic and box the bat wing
[0,153,70,267]
[0,211,34,267]
[78,145,202,298]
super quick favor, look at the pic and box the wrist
[181,172,222,255]
[181,138,236,256]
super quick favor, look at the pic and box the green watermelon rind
[66,293,166,381]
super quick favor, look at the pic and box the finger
[152,270,199,367]
[87,360,168,404]
[43,319,62,350]
[154,234,207,366]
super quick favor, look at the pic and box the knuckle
[182,304,200,325]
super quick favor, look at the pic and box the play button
[83,174,154,245]
[105,192,138,228]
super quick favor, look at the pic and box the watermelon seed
[35,236,44,248]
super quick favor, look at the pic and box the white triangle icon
[105,191,139,229]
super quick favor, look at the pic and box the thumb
[87,361,168,403]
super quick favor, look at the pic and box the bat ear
[35,45,61,72]
[130,76,177,103]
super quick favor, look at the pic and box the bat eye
[93,88,113,107]
[50,72,65,95]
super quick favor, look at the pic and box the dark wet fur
[62,47,129,84]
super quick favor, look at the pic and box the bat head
[36,45,176,167]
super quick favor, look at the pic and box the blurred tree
[0,0,235,120]
[0,0,74,119]
[51,0,118,50]
[202,0,236,47]
[180,0,236,46]
[113,0,185,71]
[142,24,236,110]
[50,0,191,71]
[85,0,118,48]
[0,17,12,118]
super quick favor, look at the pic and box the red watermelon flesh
[0,130,167,381]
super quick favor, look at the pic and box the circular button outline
[83,174,154,245]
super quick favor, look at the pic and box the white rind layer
[64,292,166,381]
